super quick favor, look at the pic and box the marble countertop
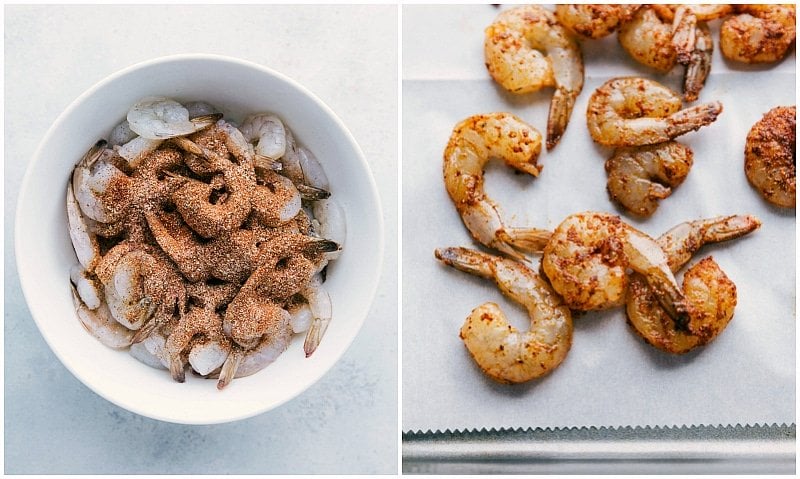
[5,5,397,474]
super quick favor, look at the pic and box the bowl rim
[15,53,385,424]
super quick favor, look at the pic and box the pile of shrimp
[558,4,796,102]
[438,112,761,384]
[67,96,345,389]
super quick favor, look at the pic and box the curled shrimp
[618,7,678,73]
[720,4,796,64]
[648,5,727,102]
[126,96,221,140]
[586,77,722,147]
[300,273,332,357]
[166,305,230,382]
[744,106,796,208]
[67,181,102,272]
[542,212,687,319]
[605,141,694,217]
[240,113,287,160]
[251,169,302,227]
[443,113,551,261]
[93,242,185,343]
[484,5,584,149]
[71,140,131,224]
[169,137,256,239]
[434,247,572,384]
[627,215,761,353]
[555,4,642,39]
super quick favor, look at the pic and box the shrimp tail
[303,317,329,357]
[217,348,243,390]
[547,87,577,150]
[499,228,552,254]
[702,215,762,242]
[665,101,723,138]
[296,184,331,201]
[435,247,495,279]
[682,53,711,103]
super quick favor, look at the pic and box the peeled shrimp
[166,305,230,382]
[586,77,722,147]
[127,96,220,140]
[301,274,332,357]
[169,137,255,239]
[542,212,687,319]
[484,5,584,149]
[443,113,551,261]
[67,181,102,272]
[605,141,694,217]
[555,4,642,39]
[435,247,572,384]
[240,113,287,159]
[71,140,131,224]
[618,7,678,73]
[251,169,302,227]
[93,242,185,342]
[627,215,761,353]
[720,4,796,64]
[744,106,796,208]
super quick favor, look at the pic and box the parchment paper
[402,5,796,433]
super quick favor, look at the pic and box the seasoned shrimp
[744,106,796,208]
[720,4,796,64]
[555,4,641,39]
[618,7,678,72]
[71,140,131,224]
[627,215,760,353]
[586,77,722,147]
[605,141,694,217]
[93,242,185,343]
[443,113,551,261]
[251,168,302,227]
[166,305,230,382]
[542,212,687,319]
[169,137,255,239]
[484,5,584,149]
[127,96,221,140]
[434,247,572,384]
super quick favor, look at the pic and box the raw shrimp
[618,7,678,73]
[240,113,287,159]
[70,264,102,311]
[720,4,796,64]
[71,283,135,349]
[251,169,302,227]
[434,247,572,384]
[586,77,723,147]
[166,305,230,382]
[627,215,760,353]
[541,212,687,319]
[92,242,185,342]
[126,96,221,140]
[744,106,796,208]
[443,113,551,261]
[484,5,584,149]
[264,128,331,200]
[216,317,292,390]
[301,274,332,357]
[71,140,131,224]
[555,4,641,39]
[169,138,255,239]
[67,181,102,272]
[605,141,694,217]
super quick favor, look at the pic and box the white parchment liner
[402,5,796,432]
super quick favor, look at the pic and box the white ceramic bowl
[16,54,383,424]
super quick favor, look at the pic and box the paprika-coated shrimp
[443,113,551,262]
[627,215,760,353]
[586,77,722,147]
[435,247,573,384]
[744,106,796,208]
[720,4,796,64]
[555,4,642,39]
[484,5,584,149]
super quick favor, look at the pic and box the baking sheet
[402,5,796,432]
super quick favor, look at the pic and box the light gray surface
[5,5,398,474]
